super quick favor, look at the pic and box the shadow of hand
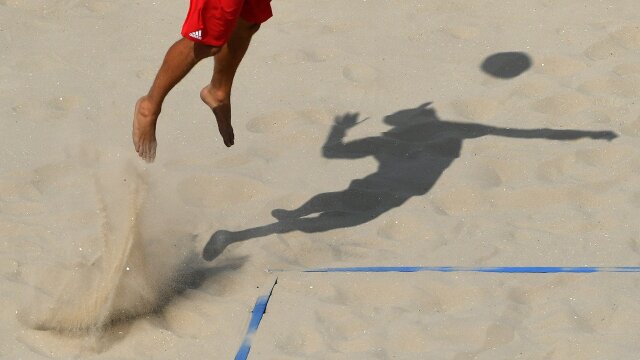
[589,131,618,141]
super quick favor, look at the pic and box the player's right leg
[200,18,262,147]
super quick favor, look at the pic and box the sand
[1,0,640,358]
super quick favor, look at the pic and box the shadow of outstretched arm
[455,122,618,141]
[489,126,618,141]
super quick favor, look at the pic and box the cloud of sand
[17,151,201,338]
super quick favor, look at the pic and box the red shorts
[181,0,272,46]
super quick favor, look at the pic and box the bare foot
[200,85,234,147]
[132,96,158,163]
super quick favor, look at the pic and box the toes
[138,142,151,163]
[149,145,156,162]
[225,128,235,147]
[147,148,156,163]
[143,144,155,163]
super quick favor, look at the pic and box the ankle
[138,96,161,117]
[203,85,230,104]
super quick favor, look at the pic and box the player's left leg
[200,18,261,147]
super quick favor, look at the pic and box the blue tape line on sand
[235,279,278,360]
[303,266,640,274]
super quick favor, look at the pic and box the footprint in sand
[385,321,433,353]
[621,116,640,137]
[178,175,269,208]
[507,287,532,305]
[441,25,478,40]
[0,0,47,11]
[272,50,307,65]
[212,153,254,168]
[510,79,557,98]
[342,63,378,83]
[376,216,438,242]
[579,74,640,98]
[273,48,334,64]
[163,299,216,338]
[246,110,297,134]
[535,154,572,182]
[531,92,590,116]
[168,157,258,176]
[494,187,570,209]
[574,145,630,167]
[614,62,640,75]
[296,108,335,126]
[452,97,501,121]
[430,186,483,216]
[483,322,516,348]
[462,162,503,189]
[48,95,82,114]
[537,56,587,77]
[83,0,115,14]
[585,26,640,60]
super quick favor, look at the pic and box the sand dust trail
[19,158,194,337]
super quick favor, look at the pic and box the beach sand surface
[1,0,639,358]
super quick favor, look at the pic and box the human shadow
[203,103,617,260]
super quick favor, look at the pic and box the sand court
[248,271,640,360]
[2,0,640,358]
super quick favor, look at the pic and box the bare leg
[200,19,261,147]
[133,38,220,162]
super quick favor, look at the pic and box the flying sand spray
[18,155,199,348]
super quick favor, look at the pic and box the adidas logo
[189,30,202,40]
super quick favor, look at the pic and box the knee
[238,20,261,35]
[247,22,261,34]
[193,42,221,60]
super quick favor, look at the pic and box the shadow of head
[383,102,439,128]
[481,52,532,79]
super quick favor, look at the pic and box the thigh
[240,0,273,24]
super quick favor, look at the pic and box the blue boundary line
[236,266,639,358]
[302,266,640,273]
[234,278,278,360]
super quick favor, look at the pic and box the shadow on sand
[203,102,617,261]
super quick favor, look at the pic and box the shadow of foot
[203,230,234,261]
[271,208,296,220]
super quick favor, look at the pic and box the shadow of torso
[346,121,466,200]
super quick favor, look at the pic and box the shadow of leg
[271,191,345,220]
